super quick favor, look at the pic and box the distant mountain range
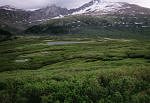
[0,0,150,37]
[0,5,71,33]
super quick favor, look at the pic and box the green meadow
[0,36,150,103]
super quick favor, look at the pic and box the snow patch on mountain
[72,1,128,15]
[26,8,40,11]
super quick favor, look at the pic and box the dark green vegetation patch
[0,28,13,41]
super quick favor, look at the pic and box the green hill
[25,15,150,39]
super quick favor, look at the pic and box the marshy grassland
[0,36,150,103]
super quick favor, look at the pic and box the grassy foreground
[0,36,150,103]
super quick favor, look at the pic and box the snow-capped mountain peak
[71,0,150,16]
[72,1,127,15]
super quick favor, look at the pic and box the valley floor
[0,36,150,103]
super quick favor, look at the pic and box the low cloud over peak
[0,0,150,10]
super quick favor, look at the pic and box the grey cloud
[0,0,150,9]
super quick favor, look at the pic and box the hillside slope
[25,15,150,39]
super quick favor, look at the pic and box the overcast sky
[0,0,150,10]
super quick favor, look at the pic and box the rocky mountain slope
[0,5,70,22]
[30,5,71,21]
[0,5,71,32]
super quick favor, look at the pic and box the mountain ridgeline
[0,0,150,39]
